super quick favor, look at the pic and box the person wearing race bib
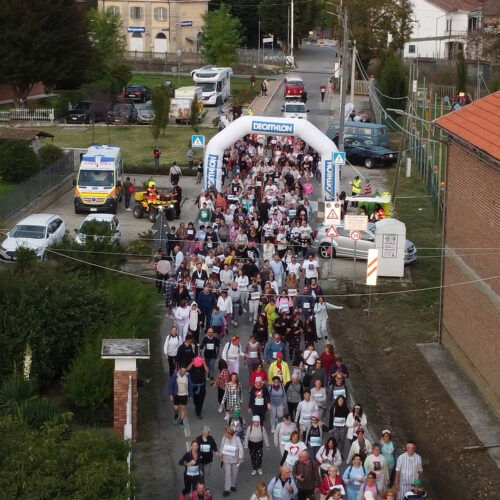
[195,426,218,488]
[200,328,219,380]
[268,376,287,433]
[347,428,373,465]
[292,450,321,500]
[244,415,270,476]
[244,334,264,382]
[221,336,244,375]
[342,454,368,500]
[178,440,203,497]
[280,430,307,468]
[305,414,328,458]
[249,378,270,423]
[264,332,287,362]
[329,395,350,458]
[274,414,298,456]
[267,465,299,500]
[295,390,318,440]
[301,254,320,286]
[268,352,291,386]
[220,426,244,497]
[319,466,345,500]
[347,404,368,442]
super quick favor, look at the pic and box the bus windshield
[196,82,216,93]
[285,104,305,112]
[78,169,114,187]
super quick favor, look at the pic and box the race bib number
[288,289,297,297]
[303,302,310,309]
[222,444,237,456]
[200,444,211,453]
[333,417,346,427]
[255,397,264,406]
[195,279,205,288]
[206,343,215,350]
[249,350,258,358]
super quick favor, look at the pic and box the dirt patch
[332,292,500,499]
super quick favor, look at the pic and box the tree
[150,85,171,144]
[341,0,414,68]
[456,48,468,91]
[0,417,132,498]
[201,5,243,67]
[190,100,202,134]
[38,144,64,167]
[0,140,39,182]
[378,51,408,111]
[86,8,131,96]
[0,0,90,102]
[214,0,254,47]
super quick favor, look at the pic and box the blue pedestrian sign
[333,152,346,165]
[191,135,205,148]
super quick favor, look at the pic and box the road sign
[180,21,193,27]
[325,226,339,238]
[191,135,205,148]
[333,152,346,165]
[350,230,361,241]
[366,249,378,286]
[324,201,341,225]
[344,214,368,231]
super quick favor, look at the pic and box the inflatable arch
[203,115,340,200]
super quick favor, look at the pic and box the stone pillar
[101,339,150,442]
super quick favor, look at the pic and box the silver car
[314,222,417,264]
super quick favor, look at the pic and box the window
[468,16,479,31]
[130,6,143,19]
[408,44,416,54]
[154,7,167,21]
[107,5,120,15]
[446,19,453,32]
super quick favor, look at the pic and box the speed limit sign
[350,230,362,241]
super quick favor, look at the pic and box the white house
[403,0,483,59]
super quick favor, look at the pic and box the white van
[281,101,309,119]
[74,145,123,214]
[191,66,233,106]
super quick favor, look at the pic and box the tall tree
[201,5,243,67]
[86,8,131,96]
[341,0,414,68]
[0,0,90,102]
[211,0,257,47]
[150,86,171,144]
[377,51,408,111]
[456,48,468,91]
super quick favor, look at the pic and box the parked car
[0,213,65,261]
[327,120,390,147]
[284,76,304,99]
[314,222,417,264]
[107,102,138,124]
[74,214,121,245]
[137,102,155,124]
[123,85,151,103]
[65,101,108,124]
[344,137,398,169]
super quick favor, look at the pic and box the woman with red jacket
[320,344,336,376]
[319,465,345,500]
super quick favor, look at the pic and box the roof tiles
[434,91,500,160]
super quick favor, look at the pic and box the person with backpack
[244,415,270,476]
[267,466,298,500]
[342,453,368,500]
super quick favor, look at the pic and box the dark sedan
[123,85,151,103]
[107,103,138,124]
[65,101,107,124]
[344,137,398,168]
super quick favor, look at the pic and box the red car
[284,77,304,99]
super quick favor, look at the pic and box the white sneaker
[251,470,257,476]
[126,208,131,211]
[258,469,263,475]
[271,428,275,434]
[243,308,247,313]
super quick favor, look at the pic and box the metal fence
[0,153,74,220]
[0,108,55,123]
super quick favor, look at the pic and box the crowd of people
[158,133,426,500]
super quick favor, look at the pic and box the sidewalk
[247,78,283,115]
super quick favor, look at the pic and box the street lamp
[176,49,183,88]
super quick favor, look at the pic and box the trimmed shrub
[0,139,39,182]
[38,144,64,167]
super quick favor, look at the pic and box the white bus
[191,66,233,106]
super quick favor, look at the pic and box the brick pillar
[113,369,138,440]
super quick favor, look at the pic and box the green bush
[38,144,64,167]
[0,139,40,182]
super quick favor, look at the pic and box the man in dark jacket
[197,286,217,331]
[292,451,320,500]
[176,335,196,368]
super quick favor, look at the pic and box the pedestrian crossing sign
[191,135,205,148]
[333,152,346,165]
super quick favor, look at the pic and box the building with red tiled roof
[433,92,500,417]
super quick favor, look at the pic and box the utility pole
[338,7,349,154]
[350,41,356,104]
[290,0,294,65]
[258,19,261,72]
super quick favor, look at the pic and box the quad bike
[132,190,177,222]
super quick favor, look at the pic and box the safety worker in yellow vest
[351,176,362,207]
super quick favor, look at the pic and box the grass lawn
[0,181,16,196]
[42,125,218,171]
[130,73,264,105]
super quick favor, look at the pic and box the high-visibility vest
[352,179,362,194]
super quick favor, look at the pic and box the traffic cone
[364,179,373,195]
